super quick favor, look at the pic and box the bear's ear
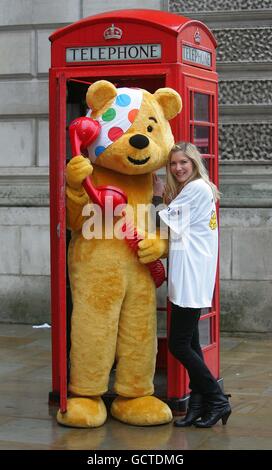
[86,80,117,118]
[154,88,182,120]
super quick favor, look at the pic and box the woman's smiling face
[170,151,194,185]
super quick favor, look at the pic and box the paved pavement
[0,324,271,450]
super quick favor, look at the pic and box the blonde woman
[158,142,231,428]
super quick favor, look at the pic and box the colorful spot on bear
[108,127,124,142]
[116,94,131,107]
[102,108,116,122]
[128,108,139,123]
[95,145,106,157]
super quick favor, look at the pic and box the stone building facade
[0,0,271,332]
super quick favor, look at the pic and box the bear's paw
[57,397,107,428]
[110,396,172,426]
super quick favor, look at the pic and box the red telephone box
[49,9,220,413]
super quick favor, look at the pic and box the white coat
[159,178,218,308]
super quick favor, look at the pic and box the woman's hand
[152,173,165,197]
[66,155,93,190]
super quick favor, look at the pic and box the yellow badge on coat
[209,210,217,230]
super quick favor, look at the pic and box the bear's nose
[129,134,149,149]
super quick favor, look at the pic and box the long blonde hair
[164,142,220,204]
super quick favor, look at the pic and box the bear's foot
[110,396,172,426]
[57,397,107,428]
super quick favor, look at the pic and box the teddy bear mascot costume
[57,80,182,428]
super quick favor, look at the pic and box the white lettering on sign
[66,44,161,62]
[182,45,211,67]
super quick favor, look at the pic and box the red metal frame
[49,9,218,411]
[49,71,67,410]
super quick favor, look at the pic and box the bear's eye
[147,125,153,132]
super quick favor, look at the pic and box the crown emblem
[194,29,201,44]
[104,24,123,40]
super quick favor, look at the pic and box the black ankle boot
[194,393,231,428]
[174,393,204,427]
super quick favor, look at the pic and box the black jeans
[168,302,222,395]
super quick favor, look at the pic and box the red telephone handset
[68,117,165,288]
[69,117,128,209]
